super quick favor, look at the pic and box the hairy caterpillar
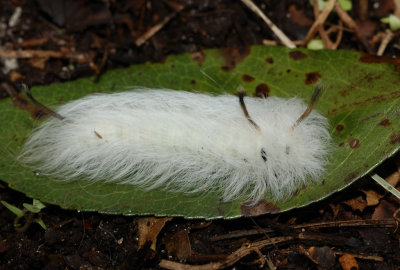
[19,87,331,202]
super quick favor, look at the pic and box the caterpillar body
[20,88,331,202]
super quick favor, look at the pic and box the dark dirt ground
[0,0,400,269]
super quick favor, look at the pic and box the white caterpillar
[19,88,330,202]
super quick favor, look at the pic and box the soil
[1,0,400,269]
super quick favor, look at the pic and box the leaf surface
[1,46,399,219]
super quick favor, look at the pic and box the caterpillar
[19,87,331,202]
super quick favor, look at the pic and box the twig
[332,20,344,49]
[395,0,400,17]
[0,49,93,63]
[312,0,334,49]
[302,0,336,46]
[376,31,395,56]
[335,1,374,54]
[210,218,396,242]
[240,0,296,48]
[333,251,384,262]
[135,5,184,46]
[159,236,293,270]
[358,0,369,21]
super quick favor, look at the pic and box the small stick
[302,0,336,46]
[333,251,384,262]
[237,87,260,131]
[159,236,294,270]
[135,4,185,47]
[311,0,334,49]
[331,20,344,49]
[210,218,396,242]
[335,1,374,54]
[240,0,296,48]
[292,84,323,129]
[0,49,93,63]
[377,30,395,56]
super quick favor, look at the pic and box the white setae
[19,88,331,202]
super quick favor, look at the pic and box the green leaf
[32,199,46,210]
[0,46,399,219]
[35,218,47,230]
[1,201,25,217]
[22,199,45,213]
[307,39,324,50]
[380,14,400,31]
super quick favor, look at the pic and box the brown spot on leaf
[216,206,225,217]
[221,66,230,72]
[349,139,360,149]
[390,132,400,144]
[16,97,28,105]
[34,110,46,119]
[286,69,291,73]
[241,74,255,82]
[241,199,280,216]
[305,72,321,85]
[360,113,383,122]
[328,91,400,116]
[265,57,274,64]
[190,79,196,85]
[344,172,358,184]
[190,51,205,66]
[363,73,382,83]
[338,142,344,147]
[254,83,270,98]
[292,184,307,196]
[336,124,344,131]
[289,50,307,60]
[220,46,250,71]
[360,53,400,70]
[379,119,391,126]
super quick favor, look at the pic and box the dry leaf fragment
[29,57,47,70]
[137,217,172,251]
[9,70,25,82]
[372,200,397,220]
[361,189,383,206]
[386,170,400,187]
[343,196,367,212]
[307,246,336,268]
[339,253,359,270]
[164,229,192,261]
